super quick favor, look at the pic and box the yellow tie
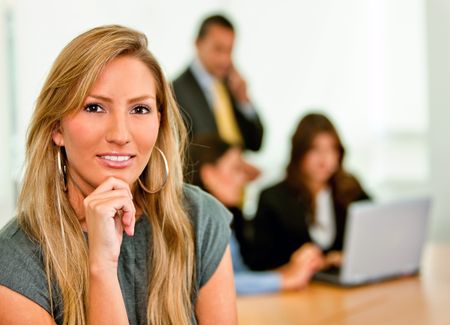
[212,80,243,146]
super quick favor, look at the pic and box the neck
[67,180,88,230]
[306,180,327,197]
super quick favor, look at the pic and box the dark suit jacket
[245,179,370,271]
[172,66,264,151]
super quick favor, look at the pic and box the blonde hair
[17,25,195,325]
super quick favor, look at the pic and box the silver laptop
[314,197,431,286]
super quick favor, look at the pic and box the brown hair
[188,134,234,188]
[196,14,234,40]
[285,113,363,223]
[17,25,194,325]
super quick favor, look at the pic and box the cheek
[63,119,98,153]
[150,121,160,144]
[325,152,340,171]
[217,165,238,187]
[301,154,318,173]
[135,122,160,155]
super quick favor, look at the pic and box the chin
[214,69,228,80]
[314,175,332,184]
[101,172,136,185]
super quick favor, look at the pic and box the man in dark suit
[172,14,264,151]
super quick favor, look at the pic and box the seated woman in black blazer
[246,113,370,271]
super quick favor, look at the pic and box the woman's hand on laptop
[278,243,325,290]
[324,251,343,268]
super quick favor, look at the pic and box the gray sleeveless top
[0,184,231,324]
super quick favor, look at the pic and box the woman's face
[300,132,340,186]
[203,147,259,206]
[52,55,160,195]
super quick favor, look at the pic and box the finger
[122,208,136,237]
[90,177,133,198]
[86,188,133,204]
[84,189,135,213]
[311,257,326,270]
[104,198,136,236]
[120,202,136,236]
[302,247,323,262]
[304,253,325,269]
[114,210,124,236]
[86,193,135,223]
[113,205,136,238]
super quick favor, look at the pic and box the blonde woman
[0,25,236,325]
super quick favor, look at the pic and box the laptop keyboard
[321,265,341,276]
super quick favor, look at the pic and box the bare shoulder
[0,285,56,325]
[195,246,237,324]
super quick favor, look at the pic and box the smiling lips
[101,155,131,162]
[97,154,135,168]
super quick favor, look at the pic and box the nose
[220,50,232,68]
[105,111,130,145]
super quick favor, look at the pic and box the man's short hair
[197,14,234,40]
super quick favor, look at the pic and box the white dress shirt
[308,187,336,250]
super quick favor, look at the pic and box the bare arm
[0,285,56,325]
[88,266,129,325]
[84,177,136,324]
[195,246,237,324]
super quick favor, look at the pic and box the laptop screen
[340,197,431,285]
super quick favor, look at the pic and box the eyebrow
[87,94,156,104]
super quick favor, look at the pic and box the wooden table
[237,244,450,325]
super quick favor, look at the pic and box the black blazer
[172,66,264,151]
[245,179,370,271]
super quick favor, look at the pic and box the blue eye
[131,105,151,114]
[84,103,104,113]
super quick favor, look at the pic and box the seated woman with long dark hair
[189,135,324,294]
[247,113,370,272]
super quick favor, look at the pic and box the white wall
[226,0,429,211]
[427,0,450,242]
[0,0,15,228]
[2,0,434,237]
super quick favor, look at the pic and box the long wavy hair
[286,113,363,223]
[16,25,195,325]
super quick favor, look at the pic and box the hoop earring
[138,147,169,194]
[57,148,68,192]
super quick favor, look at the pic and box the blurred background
[0,0,448,242]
